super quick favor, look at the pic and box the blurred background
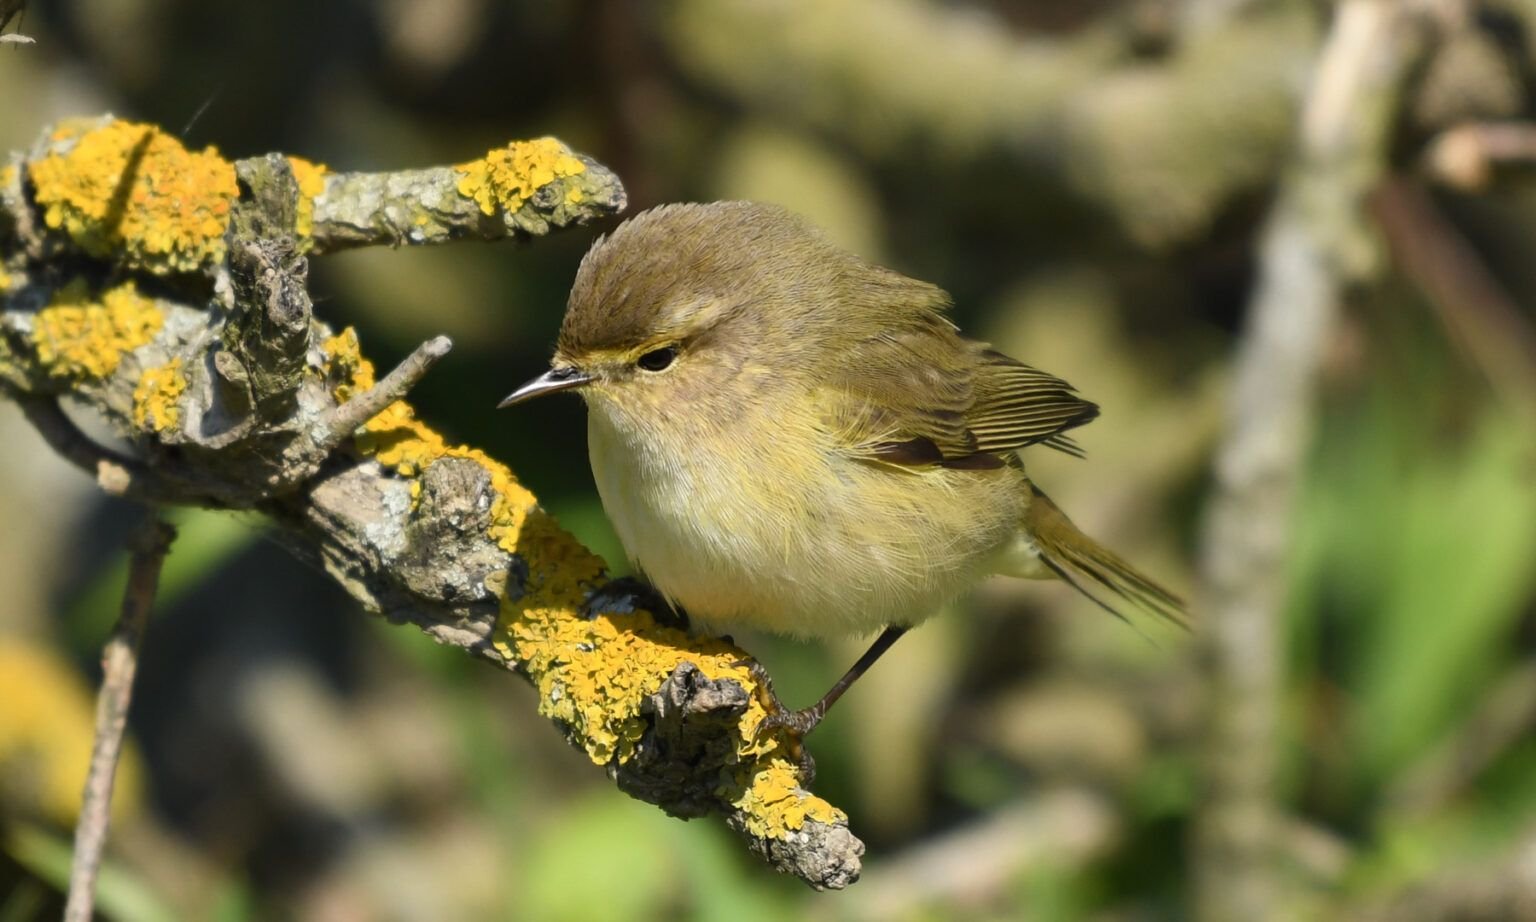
[2,0,1535,919]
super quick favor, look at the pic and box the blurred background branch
[0,0,1533,918]
[1194,3,1429,919]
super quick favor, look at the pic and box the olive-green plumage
[503,201,1184,732]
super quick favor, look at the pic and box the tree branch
[314,335,453,450]
[0,116,863,889]
[11,394,188,502]
[63,511,176,922]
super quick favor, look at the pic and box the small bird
[502,202,1184,742]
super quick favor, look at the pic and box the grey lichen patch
[733,814,865,891]
[396,457,512,607]
[308,148,626,254]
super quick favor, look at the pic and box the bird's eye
[637,346,677,372]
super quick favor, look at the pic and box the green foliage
[62,507,258,652]
[4,825,176,922]
[517,792,794,922]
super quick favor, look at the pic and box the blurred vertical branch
[62,512,175,922]
[1193,3,1426,919]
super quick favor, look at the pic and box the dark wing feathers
[823,318,1099,468]
[966,351,1100,455]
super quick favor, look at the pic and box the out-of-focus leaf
[0,639,141,825]
[64,508,258,650]
[207,876,256,922]
[665,812,796,922]
[1354,414,1536,784]
[517,789,795,922]
[1292,393,1536,795]
[5,824,176,922]
[0,878,48,922]
[517,792,681,922]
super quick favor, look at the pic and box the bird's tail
[1012,483,1188,630]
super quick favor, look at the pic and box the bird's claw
[583,576,689,630]
[737,659,819,785]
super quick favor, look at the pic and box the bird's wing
[967,350,1099,460]
[819,315,1099,469]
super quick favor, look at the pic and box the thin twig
[63,511,176,922]
[315,335,452,449]
[1422,121,1536,192]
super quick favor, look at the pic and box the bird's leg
[747,625,910,782]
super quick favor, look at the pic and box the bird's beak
[498,365,592,408]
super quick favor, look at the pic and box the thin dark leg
[757,625,910,737]
[744,625,910,784]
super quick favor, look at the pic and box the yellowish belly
[586,408,1025,639]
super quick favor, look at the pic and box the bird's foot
[740,660,819,786]
[583,576,690,631]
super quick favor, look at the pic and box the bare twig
[63,511,176,922]
[315,335,453,449]
[1422,122,1536,191]
[1193,3,1426,919]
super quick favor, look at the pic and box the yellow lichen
[27,118,238,274]
[286,155,328,239]
[31,280,163,380]
[0,266,11,293]
[729,761,844,839]
[0,638,141,826]
[0,163,15,191]
[503,585,845,837]
[318,327,843,840]
[455,137,586,216]
[323,327,538,552]
[132,357,187,432]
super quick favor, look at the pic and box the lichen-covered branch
[0,116,863,890]
[308,137,619,252]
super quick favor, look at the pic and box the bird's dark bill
[498,366,591,407]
